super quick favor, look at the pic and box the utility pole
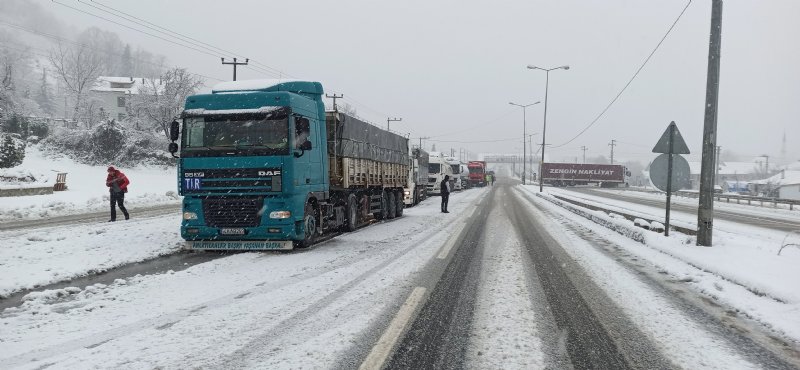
[326,93,343,111]
[714,146,721,185]
[609,139,617,164]
[697,0,723,247]
[221,57,249,81]
[763,155,770,175]
[387,117,402,131]
[418,136,429,150]
[580,146,588,164]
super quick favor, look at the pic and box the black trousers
[110,191,129,221]
[441,193,449,211]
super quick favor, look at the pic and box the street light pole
[509,101,540,184]
[527,64,569,192]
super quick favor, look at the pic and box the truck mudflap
[187,240,294,251]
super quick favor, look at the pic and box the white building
[751,170,800,200]
[90,76,162,121]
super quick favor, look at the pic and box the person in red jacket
[106,166,130,221]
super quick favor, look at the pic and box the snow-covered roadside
[516,186,800,347]
[0,214,183,297]
[467,187,545,368]
[0,189,488,369]
[0,145,179,222]
[600,188,800,220]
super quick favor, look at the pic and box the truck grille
[202,197,263,227]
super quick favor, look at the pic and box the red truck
[467,161,487,187]
[541,163,629,187]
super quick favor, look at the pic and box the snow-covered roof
[91,76,163,94]
[752,170,800,186]
[212,79,299,93]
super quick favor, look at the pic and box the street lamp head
[526,65,539,70]
[560,65,570,70]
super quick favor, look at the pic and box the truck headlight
[404,190,410,195]
[183,212,198,220]
[269,210,292,219]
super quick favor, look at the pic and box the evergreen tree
[120,44,133,76]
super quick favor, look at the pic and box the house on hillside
[90,76,162,121]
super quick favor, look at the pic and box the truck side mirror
[169,120,180,142]
[300,140,312,151]
[168,142,178,154]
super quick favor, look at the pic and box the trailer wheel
[345,195,358,232]
[387,191,397,219]
[395,190,404,217]
[296,202,317,248]
[375,192,388,220]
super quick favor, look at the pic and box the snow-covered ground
[0,214,183,297]
[0,189,488,369]
[0,146,180,222]
[518,185,800,346]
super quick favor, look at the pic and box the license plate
[220,228,246,235]
[188,240,293,250]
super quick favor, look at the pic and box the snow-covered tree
[0,133,25,168]
[48,43,103,124]
[34,68,55,115]
[127,67,203,137]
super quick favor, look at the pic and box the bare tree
[48,43,103,125]
[127,67,204,137]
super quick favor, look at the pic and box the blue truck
[167,80,409,250]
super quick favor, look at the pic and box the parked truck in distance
[404,147,429,206]
[541,163,629,187]
[427,151,454,195]
[167,79,409,250]
[468,161,487,187]
[445,157,465,191]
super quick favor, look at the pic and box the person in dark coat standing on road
[440,175,451,213]
[106,166,130,222]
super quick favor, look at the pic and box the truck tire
[296,202,317,248]
[375,192,388,220]
[345,194,358,232]
[395,190,404,217]
[387,191,397,219]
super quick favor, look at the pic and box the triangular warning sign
[652,121,690,154]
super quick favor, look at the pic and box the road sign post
[651,121,691,236]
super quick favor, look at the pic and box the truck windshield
[450,164,460,174]
[183,113,289,155]
[428,163,440,173]
[469,167,483,174]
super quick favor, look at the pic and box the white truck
[427,152,454,195]
[404,147,429,206]
[444,156,466,191]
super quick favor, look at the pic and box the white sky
[37,0,800,164]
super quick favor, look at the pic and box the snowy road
[2,181,798,369]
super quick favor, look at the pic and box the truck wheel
[395,190,404,217]
[375,192,388,220]
[387,192,397,219]
[345,195,358,232]
[296,202,317,248]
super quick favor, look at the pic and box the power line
[428,136,524,144]
[552,0,693,148]
[81,0,290,78]
[0,20,224,82]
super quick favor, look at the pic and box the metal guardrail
[674,191,800,210]
[550,193,697,236]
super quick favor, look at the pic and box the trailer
[168,79,408,250]
[404,147,429,206]
[541,162,629,187]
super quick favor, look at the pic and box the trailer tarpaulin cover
[327,112,409,165]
